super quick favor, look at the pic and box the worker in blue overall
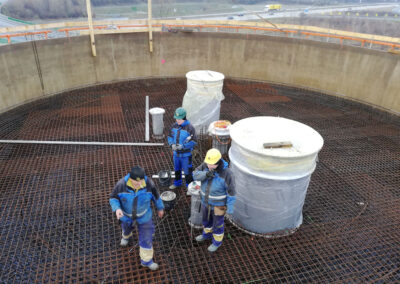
[109,166,164,270]
[167,107,197,190]
[193,148,236,252]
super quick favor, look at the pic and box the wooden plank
[0,21,88,33]
[263,142,293,148]
[86,0,96,57]
[79,28,162,35]
[1,19,399,44]
[148,0,153,53]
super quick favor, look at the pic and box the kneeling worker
[109,166,164,270]
[193,148,236,252]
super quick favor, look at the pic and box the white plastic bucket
[149,107,165,139]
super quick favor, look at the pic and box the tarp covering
[182,70,225,134]
[229,117,324,234]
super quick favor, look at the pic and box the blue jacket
[193,159,236,214]
[167,120,197,158]
[109,174,164,224]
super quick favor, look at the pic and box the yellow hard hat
[204,148,222,165]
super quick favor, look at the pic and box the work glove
[119,215,132,223]
[171,144,177,151]
[226,205,234,215]
[206,170,214,178]
[176,144,183,150]
[226,195,236,215]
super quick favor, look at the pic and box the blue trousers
[201,204,225,247]
[121,218,155,265]
[173,155,193,186]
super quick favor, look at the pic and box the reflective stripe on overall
[201,178,225,247]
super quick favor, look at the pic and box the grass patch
[93,1,245,19]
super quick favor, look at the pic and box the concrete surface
[0,32,399,115]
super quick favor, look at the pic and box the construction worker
[109,166,164,271]
[193,148,236,252]
[167,107,197,190]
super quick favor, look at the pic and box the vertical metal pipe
[145,96,150,141]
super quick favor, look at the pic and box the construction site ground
[0,78,399,283]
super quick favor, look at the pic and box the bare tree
[1,0,86,19]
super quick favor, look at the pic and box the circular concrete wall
[0,32,399,115]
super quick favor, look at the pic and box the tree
[2,0,86,19]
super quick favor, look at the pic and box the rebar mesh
[0,78,399,283]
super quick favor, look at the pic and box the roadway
[0,14,35,43]
[0,2,398,44]
[0,14,19,27]
[165,3,399,21]
[0,3,398,27]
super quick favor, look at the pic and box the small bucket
[187,181,201,196]
[208,120,232,155]
[160,191,176,211]
[158,170,171,187]
[149,107,166,139]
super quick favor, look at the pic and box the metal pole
[0,140,164,146]
[86,0,97,57]
[145,96,150,141]
[148,0,153,53]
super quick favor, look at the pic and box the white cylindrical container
[188,181,203,229]
[208,120,231,155]
[228,116,324,235]
[182,70,225,134]
[149,107,166,139]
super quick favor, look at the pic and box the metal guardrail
[0,30,51,43]
[0,20,399,52]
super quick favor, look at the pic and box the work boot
[120,238,129,247]
[141,262,159,271]
[195,235,207,242]
[169,184,178,190]
[207,244,220,253]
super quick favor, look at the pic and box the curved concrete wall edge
[228,76,400,116]
[0,76,171,114]
[1,75,399,118]
[1,33,399,117]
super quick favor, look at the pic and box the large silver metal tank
[228,116,324,235]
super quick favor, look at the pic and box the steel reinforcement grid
[0,78,399,283]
